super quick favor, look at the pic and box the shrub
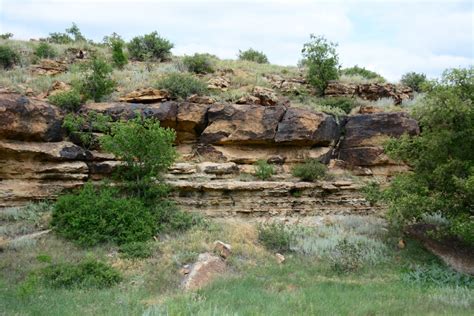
[155,200,206,232]
[362,181,383,206]
[257,223,291,252]
[51,183,156,246]
[329,238,365,273]
[292,159,327,181]
[0,32,13,39]
[119,242,153,259]
[254,160,275,180]
[238,48,269,64]
[41,258,121,289]
[77,56,116,101]
[0,45,20,69]
[402,263,474,287]
[34,42,57,59]
[302,34,340,96]
[382,67,474,244]
[317,97,356,114]
[110,37,128,69]
[62,111,111,149]
[183,53,214,74]
[47,23,86,44]
[128,31,174,61]
[155,73,208,99]
[48,90,82,112]
[401,72,427,92]
[341,65,385,82]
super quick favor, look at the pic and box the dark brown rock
[200,103,286,145]
[275,107,340,146]
[176,102,210,142]
[0,93,64,142]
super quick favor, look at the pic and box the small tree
[302,34,340,96]
[155,73,208,99]
[183,53,215,74]
[65,22,86,42]
[238,48,269,64]
[0,33,13,40]
[77,56,116,102]
[400,72,427,92]
[110,36,128,69]
[35,42,57,59]
[128,31,173,61]
[0,45,20,69]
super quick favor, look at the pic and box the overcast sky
[1,0,472,81]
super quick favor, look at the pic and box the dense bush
[257,223,291,252]
[48,90,82,112]
[254,160,275,180]
[341,65,385,82]
[183,53,215,74]
[77,56,116,101]
[302,34,340,96]
[400,72,427,92]
[0,45,20,69]
[51,184,155,246]
[0,32,13,39]
[128,31,173,61]
[238,48,269,64]
[317,97,357,114]
[34,42,57,59]
[111,38,128,69]
[41,258,121,289]
[62,111,111,149]
[292,159,327,181]
[119,242,153,259]
[155,73,208,99]
[381,67,474,245]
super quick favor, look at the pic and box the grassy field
[1,204,472,316]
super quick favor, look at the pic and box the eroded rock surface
[325,81,413,104]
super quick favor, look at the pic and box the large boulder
[0,93,64,142]
[339,112,419,166]
[275,107,340,146]
[0,140,90,161]
[119,88,170,103]
[200,103,286,145]
[176,102,210,142]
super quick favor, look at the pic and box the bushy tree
[400,72,427,92]
[381,67,474,245]
[0,33,13,39]
[341,65,385,82]
[35,42,57,59]
[302,34,340,96]
[238,48,269,64]
[183,53,215,74]
[77,56,116,101]
[48,22,86,44]
[109,35,128,69]
[128,31,173,61]
[155,73,208,99]
[0,45,20,69]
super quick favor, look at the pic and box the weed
[254,160,275,180]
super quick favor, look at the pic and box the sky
[0,0,472,81]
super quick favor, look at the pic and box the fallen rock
[207,77,230,91]
[276,253,285,264]
[186,94,215,104]
[119,88,170,103]
[181,252,227,291]
[213,240,232,259]
[275,107,340,146]
[198,162,238,175]
[31,59,67,75]
[0,92,64,142]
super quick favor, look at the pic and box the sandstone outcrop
[31,59,68,75]
[119,88,170,103]
[325,81,413,104]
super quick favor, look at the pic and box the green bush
[257,223,291,252]
[119,242,153,259]
[47,23,86,44]
[62,111,111,149]
[292,159,327,181]
[128,31,173,61]
[155,73,208,99]
[183,53,215,74]
[329,238,365,273]
[0,32,13,39]
[238,48,269,64]
[254,160,275,180]
[317,97,356,114]
[51,183,156,246]
[400,72,427,92]
[402,263,474,287]
[41,258,121,289]
[48,90,82,112]
[111,38,128,69]
[341,65,385,82]
[77,56,116,101]
[382,67,474,244]
[302,34,340,96]
[0,45,20,69]
[34,42,57,59]
[362,181,383,206]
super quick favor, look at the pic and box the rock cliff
[0,92,419,216]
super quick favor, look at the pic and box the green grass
[1,208,472,315]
